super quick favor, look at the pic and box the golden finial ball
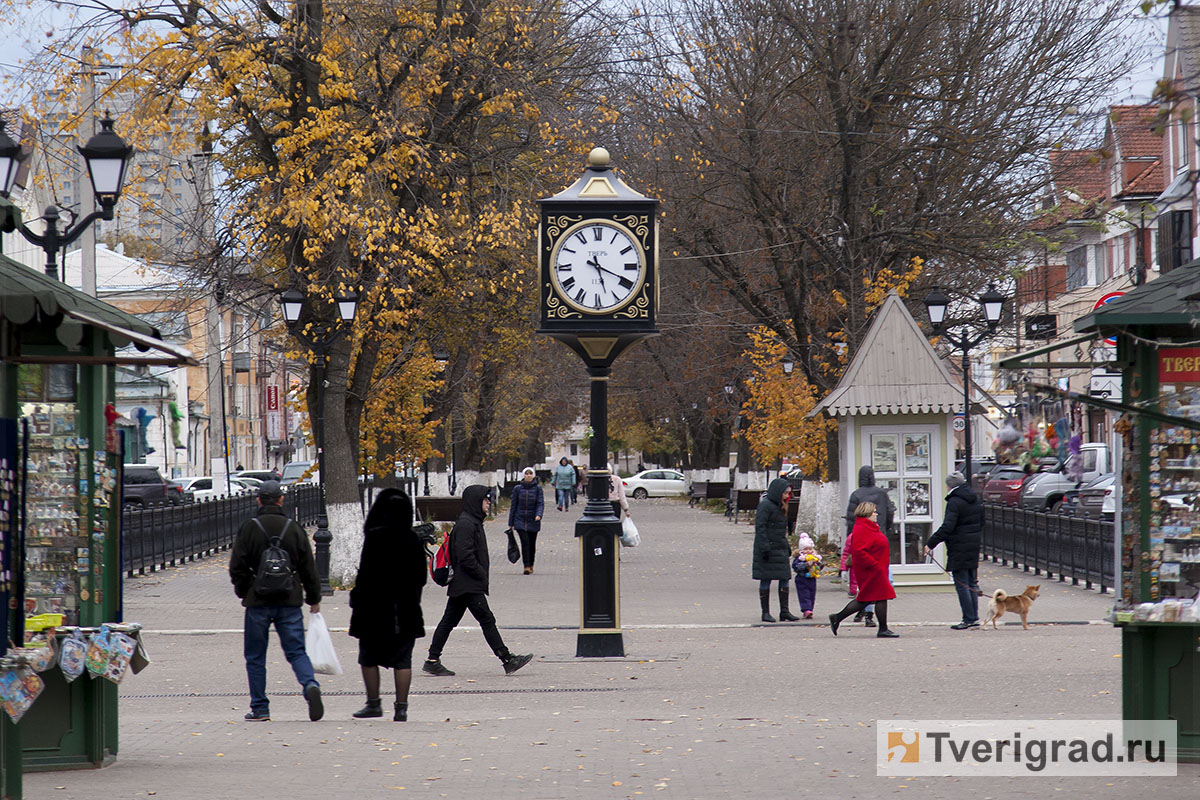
[587,147,610,168]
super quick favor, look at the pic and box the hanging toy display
[992,419,1025,465]
[1054,417,1071,462]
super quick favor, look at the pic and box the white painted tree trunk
[793,481,842,544]
[327,500,365,588]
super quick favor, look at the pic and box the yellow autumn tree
[739,328,836,480]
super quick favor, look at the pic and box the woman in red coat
[828,501,899,638]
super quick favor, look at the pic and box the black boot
[852,611,865,623]
[394,702,408,722]
[778,586,800,621]
[863,612,876,628]
[352,698,383,719]
[759,589,776,623]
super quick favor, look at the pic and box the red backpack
[430,531,453,586]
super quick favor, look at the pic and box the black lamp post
[923,283,1006,486]
[278,286,358,595]
[0,114,133,280]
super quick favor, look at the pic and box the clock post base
[576,630,625,658]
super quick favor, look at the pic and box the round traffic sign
[952,416,966,432]
[1092,292,1125,346]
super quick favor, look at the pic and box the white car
[176,476,252,501]
[621,469,688,499]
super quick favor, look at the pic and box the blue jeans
[556,488,571,509]
[244,605,318,714]
[952,567,980,624]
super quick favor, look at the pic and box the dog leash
[925,553,986,597]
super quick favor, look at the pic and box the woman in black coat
[752,477,800,622]
[348,488,426,721]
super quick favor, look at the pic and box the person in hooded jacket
[348,488,426,721]
[752,478,800,622]
[842,466,896,627]
[924,471,985,629]
[508,467,544,574]
[422,485,533,677]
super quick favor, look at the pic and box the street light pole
[278,287,357,595]
[0,114,133,280]
[924,284,1006,485]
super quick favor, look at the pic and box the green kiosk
[1073,263,1200,764]
[0,250,194,798]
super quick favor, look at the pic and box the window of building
[1065,247,1088,291]
[570,443,578,456]
[1157,209,1193,274]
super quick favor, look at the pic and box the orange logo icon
[887,731,919,763]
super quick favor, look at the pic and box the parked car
[231,476,263,492]
[164,478,192,505]
[123,464,170,507]
[280,460,318,486]
[1075,473,1117,520]
[235,469,282,483]
[956,457,998,489]
[1019,442,1112,512]
[982,466,1029,506]
[621,469,688,499]
[175,476,229,502]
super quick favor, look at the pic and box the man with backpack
[229,480,324,722]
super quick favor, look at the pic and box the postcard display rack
[21,401,114,627]
[1115,350,1200,764]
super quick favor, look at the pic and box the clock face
[549,220,647,314]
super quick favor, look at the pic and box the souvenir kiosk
[0,251,194,797]
[1073,262,1200,763]
[813,292,967,591]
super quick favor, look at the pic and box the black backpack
[250,519,296,600]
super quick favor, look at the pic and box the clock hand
[586,257,608,291]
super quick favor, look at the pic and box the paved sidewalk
[26,496,1198,798]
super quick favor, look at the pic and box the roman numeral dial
[549,220,647,314]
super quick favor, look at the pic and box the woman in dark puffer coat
[752,477,800,622]
[348,488,426,721]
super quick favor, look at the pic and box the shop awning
[997,332,1118,371]
[1074,260,1200,332]
[0,253,197,366]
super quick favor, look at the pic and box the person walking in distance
[348,488,427,722]
[608,455,631,521]
[553,457,575,511]
[829,501,899,638]
[752,478,801,622]
[423,485,533,677]
[508,467,544,574]
[924,471,985,629]
[843,466,895,627]
[228,480,324,721]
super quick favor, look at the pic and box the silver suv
[1018,443,1111,512]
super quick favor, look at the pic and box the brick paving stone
[25,496,1198,798]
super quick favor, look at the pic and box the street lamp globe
[335,289,359,324]
[782,357,795,375]
[0,119,28,197]
[278,289,305,326]
[724,383,734,395]
[979,283,1005,328]
[923,285,950,329]
[77,113,133,209]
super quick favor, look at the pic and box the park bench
[415,496,462,523]
[688,480,733,507]
[730,488,764,523]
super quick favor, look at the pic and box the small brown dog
[982,585,1040,630]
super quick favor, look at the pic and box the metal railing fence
[980,502,1115,593]
[121,484,322,577]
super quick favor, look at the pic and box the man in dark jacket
[423,485,533,677]
[924,471,985,629]
[228,480,324,722]
[844,466,896,626]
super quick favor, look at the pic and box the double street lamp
[0,115,134,280]
[923,283,1007,486]
[278,287,359,595]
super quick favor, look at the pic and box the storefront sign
[1159,348,1200,384]
[266,384,280,412]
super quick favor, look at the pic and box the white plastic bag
[305,612,343,675]
[620,516,641,547]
